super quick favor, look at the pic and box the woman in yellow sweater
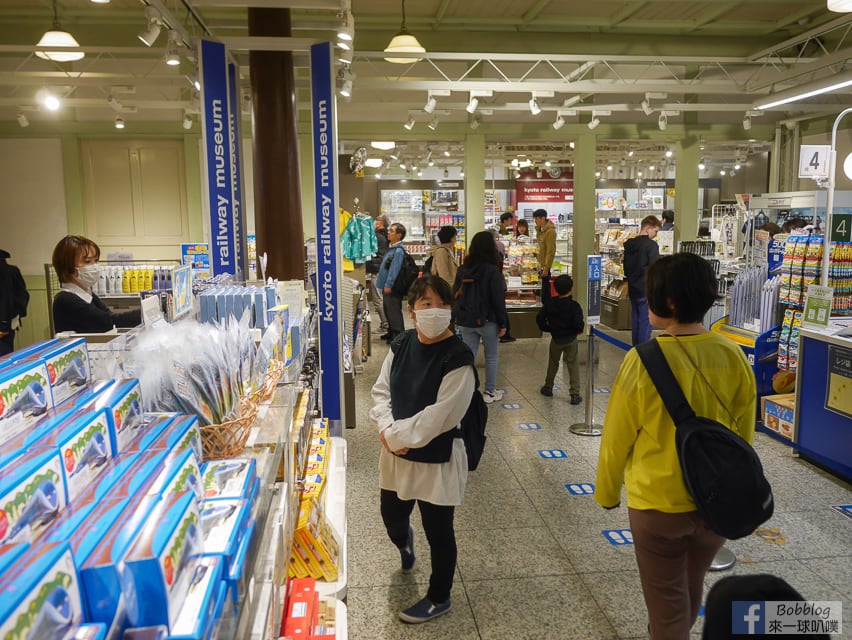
[595,252,756,640]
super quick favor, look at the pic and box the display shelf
[316,436,348,600]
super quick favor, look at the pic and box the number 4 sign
[798,145,831,179]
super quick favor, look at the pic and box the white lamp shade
[384,32,425,64]
[828,0,852,11]
[843,152,852,180]
[35,29,84,62]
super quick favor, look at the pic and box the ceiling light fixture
[400,161,407,169]
[365,158,383,168]
[182,110,192,129]
[606,164,613,171]
[138,6,163,47]
[423,93,437,114]
[427,117,439,131]
[649,164,655,171]
[460,170,464,177]
[828,0,852,11]
[720,169,726,176]
[755,71,852,110]
[641,99,654,116]
[403,116,415,130]
[552,116,565,130]
[443,168,449,178]
[107,94,123,112]
[595,170,601,177]
[185,72,201,91]
[337,11,355,42]
[627,150,634,157]
[339,79,353,98]
[443,150,450,157]
[742,114,752,131]
[90,0,110,4]
[699,159,706,170]
[734,163,741,170]
[529,95,541,116]
[114,115,125,129]
[384,0,425,64]
[466,96,479,114]
[371,141,395,151]
[36,88,61,111]
[665,149,673,158]
[658,112,668,131]
[337,47,353,65]
[165,31,181,66]
[16,112,29,128]
[36,0,85,62]
[587,117,600,130]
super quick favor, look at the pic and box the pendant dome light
[35,0,84,62]
[384,0,425,64]
[827,0,852,12]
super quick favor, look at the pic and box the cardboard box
[0,447,67,544]
[166,556,223,640]
[762,393,796,441]
[0,359,52,444]
[0,338,59,369]
[73,379,143,454]
[70,453,141,506]
[601,295,631,331]
[34,337,92,406]
[124,415,180,455]
[200,458,257,501]
[0,541,85,638]
[147,415,203,463]
[227,518,256,603]
[125,492,203,629]
[282,577,317,640]
[199,497,249,573]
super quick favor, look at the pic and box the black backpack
[387,249,419,298]
[441,343,488,471]
[453,270,489,327]
[636,339,774,540]
[422,254,434,275]
[0,252,29,332]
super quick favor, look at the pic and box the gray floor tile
[549,522,642,574]
[457,526,576,581]
[456,488,546,531]
[580,570,653,639]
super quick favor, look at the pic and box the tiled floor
[345,329,852,640]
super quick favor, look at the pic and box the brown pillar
[249,8,304,281]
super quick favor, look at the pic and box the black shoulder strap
[442,340,480,390]
[635,339,695,426]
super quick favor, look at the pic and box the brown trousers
[628,508,725,640]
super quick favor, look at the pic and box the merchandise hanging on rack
[341,211,378,265]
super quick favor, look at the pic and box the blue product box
[253,288,265,329]
[0,447,67,545]
[0,541,29,575]
[0,541,85,638]
[0,359,52,444]
[125,492,204,630]
[204,579,231,640]
[74,379,144,454]
[71,453,141,506]
[0,338,59,368]
[107,448,173,497]
[200,458,257,501]
[72,623,108,640]
[227,517,255,603]
[80,492,161,636]
[154,448,204,501]
[200,498,249,574]
[47,497,130,569]
[148,415,203,463]
[166,556,223,640]
[35,337,91,406]
[124,628,168,640]
[124,414,179,454]
[26,407,115,504]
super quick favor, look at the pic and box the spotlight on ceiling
[699,159,706,170]
[466,95,479,114]
[371,141,395,151]
[665,149,673,158]
[36,88,61,111]
[658,112,668,131]
[165,31,181,66]
[627,150,635,157]
[182,110,192,129]
[720,169,727,176]
[339,79,353,98]
[734,163,741,170]
[595,170,601,177]
[641,99,654,116]
[443,168,449,178]
[742,114,752,131]
[337,11,354,42]
[528,96,541,116]
[185,72,201,91]
[427,117,439,131]
[16,112,29,128]
[107,94,123,112]
[552,116,565,130]
[587,117,600,130]
[443,150,450,157]
[403,116,415,130]
[337,47,353,65]
[606,164,613,171]
[138,6,163,47]
[423,93,437,114]
[114,115,125,129]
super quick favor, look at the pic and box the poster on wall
[171,265,193,319]
[181,243,211,279]
[826,345,852,418]
[516,176,574,222]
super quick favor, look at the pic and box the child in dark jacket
[536,274,585,403]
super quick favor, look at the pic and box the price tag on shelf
[802,284,834,330]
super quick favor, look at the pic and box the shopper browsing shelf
[0,249,29,356]
[376,222,408,343]
[498,211,514,235]
[515,218,530,239]
[452,231,509,403]
[661,209,675,231]
[51,235,142,334]
[369,274,476,625]
[427,225,459,288]
[367,215,390,334]
[623,215,662,345]
[536,274,584,403]
[533,209,556,278]
[595,253,756,640]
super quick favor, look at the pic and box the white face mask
[415,308,452,339]
[77,264,100,290]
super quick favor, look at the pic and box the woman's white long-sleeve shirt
[370,349,475,506]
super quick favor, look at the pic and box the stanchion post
[570,254,603,437]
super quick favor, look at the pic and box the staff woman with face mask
[370,274,476,625]
[51,235,142,334]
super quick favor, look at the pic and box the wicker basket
[249,358,285,405]
[199,396,258,460]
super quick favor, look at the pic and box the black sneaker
[499,335,517,343]
[399,597,451,623]
[570,394,582,405]
[380,332,392,340]
[399,526,415,573]
[540,386,553,397]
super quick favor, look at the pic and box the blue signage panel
[602,529,633,545]
[199,39,235,276]
[538,449,567,459]
[587,255,602,325]
[565,483,595,495]
[310,43,344,422]
[227,61,246,278]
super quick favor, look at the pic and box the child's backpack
[442,342,488,470]
[388,249,419,298]
[453,270,489,327]
[637,339,773,540]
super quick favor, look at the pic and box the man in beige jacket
[428,226,458,287]
[533,209,556,278]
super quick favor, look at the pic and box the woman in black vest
[370,274,475,624]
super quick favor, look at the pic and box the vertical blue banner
[227,61,247,279]
[587,254,602,325]
[199,39,235,276]
[310,42,344,422]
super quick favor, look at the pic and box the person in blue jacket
[376,223,407,343]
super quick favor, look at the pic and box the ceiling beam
[748,13,852,61]
[189,0,342,8]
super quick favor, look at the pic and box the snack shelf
[315,436,348,600]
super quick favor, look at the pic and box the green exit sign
[831,214,852,242]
